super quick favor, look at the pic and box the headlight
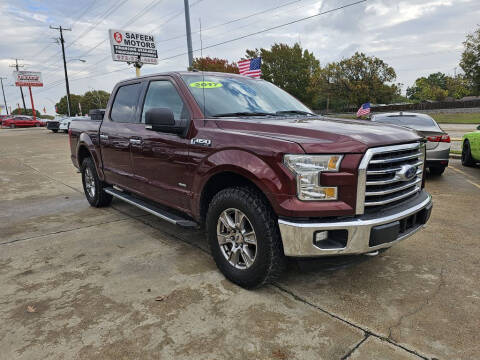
[284,154,343,201]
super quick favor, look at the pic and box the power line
[65,0,130,50]
[34,0,110,63]
[158,0,302,44]
[36,0,367,94]
[39,0,190,84]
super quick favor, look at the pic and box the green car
[462,125,480,166]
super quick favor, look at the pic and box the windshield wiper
[276,110,316,116]
[212,111,276,117]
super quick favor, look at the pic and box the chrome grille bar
[364,186,421,206]
[366,160,423,175]
[369,152,422,164]
[365,178,422,196]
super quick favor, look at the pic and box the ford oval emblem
[397,165,418,181]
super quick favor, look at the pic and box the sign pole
[28,86,36,121]
[134,55,142,77]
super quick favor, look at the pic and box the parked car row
[0,115,43,128]
[46,116,90,133]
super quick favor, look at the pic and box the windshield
[374,116,436,128]
[181,74,313,118]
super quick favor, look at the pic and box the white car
[48,116,88,133]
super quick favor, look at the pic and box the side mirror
[145,108,183,134]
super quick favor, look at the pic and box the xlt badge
[191,138,211,147]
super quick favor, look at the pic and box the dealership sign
[108,29,158,65]
[13,71,43,87]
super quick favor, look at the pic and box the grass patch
[430,113,480,124]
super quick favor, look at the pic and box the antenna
[199,18,206,120]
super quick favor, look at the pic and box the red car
[1,115,42,128]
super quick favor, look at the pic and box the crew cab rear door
[129,77,192,212]
[99,81,144,191]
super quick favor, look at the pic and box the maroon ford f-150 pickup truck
[69,71,432,288]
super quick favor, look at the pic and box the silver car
[370,112,450,175]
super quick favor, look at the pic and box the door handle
[100,134,108,140]
[129,138,142,144]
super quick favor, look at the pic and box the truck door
[99,81,143,191]
[129,78,192,213]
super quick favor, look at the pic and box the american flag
[238,57,262,78]
[356,102,371,117]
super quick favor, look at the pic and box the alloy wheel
[84,167,96,198]
[216,208,257,269]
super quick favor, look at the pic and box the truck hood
[214,117,422,153]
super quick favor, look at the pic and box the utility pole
[183,0,194,68]
[0,77,9,115]
[9,59,27,113]
[50,25,72,116]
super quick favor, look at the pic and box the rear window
[110,83,142,123]
[374,115,436,127]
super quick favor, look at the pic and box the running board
[104,188,197,228]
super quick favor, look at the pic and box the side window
[110,83,142,123]
[141,81,189,123]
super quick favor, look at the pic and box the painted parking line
[449,166,480,190]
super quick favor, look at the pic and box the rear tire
[429,166,445,175]
[81,157,113,207]
[206,186,286,289]
[462,140,475,166]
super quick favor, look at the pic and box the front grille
[357,143,425,214]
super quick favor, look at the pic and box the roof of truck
[121,71,253,83]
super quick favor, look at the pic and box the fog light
[315,231,328,243]
[313,230,348,249]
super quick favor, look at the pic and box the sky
[0,0,479,115]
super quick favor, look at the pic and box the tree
[190,57,239,73]
[55,90,110,116]
[245,43,320,107]
[460,27,480,94]
[55,94,82,115]
[81,90,110,114]
[406,72,471,101]
[313,52,400,110]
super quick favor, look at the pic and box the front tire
[206,187,286,289]
[81,157,113,207]
[462,140,475,166]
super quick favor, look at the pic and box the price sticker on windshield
[189,81,223,89]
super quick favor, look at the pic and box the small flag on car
[238,57,262,78]
[356,102,371,117]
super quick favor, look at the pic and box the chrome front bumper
[278,191,432,257]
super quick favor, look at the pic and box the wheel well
[77,145,91,167]
[199,172,271,224]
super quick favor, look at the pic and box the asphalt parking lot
[1,128,479,360]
